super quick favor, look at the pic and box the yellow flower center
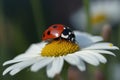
[91,13,106,25]
[41,40,80,57]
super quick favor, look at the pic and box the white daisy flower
[71,0,120,31]
[3,31,119,78]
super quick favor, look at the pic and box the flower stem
[61,62,69,80]
[83,0,92,33]
[30,0,45,40]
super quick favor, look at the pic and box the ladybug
[42,24,75,42]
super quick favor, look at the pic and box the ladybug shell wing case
[42,24,64,40]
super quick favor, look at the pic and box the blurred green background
[0,0,120,80]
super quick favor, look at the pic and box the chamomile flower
[3,30,118,78]
[71,0,120,30]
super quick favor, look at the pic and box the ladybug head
[42,24,65,41]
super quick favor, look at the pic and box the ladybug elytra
[42,24,75,42]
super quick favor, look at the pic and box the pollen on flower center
[41,40,80,57]
[109,43,113,47]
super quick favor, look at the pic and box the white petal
[25,44,40,53]
[26,42,47,53]
[74,31,93,48]
[13,42,47,60]
[3,58,37,75]
[3,65,16,75]
[64,54,80,65]
[3,55,39,66]
[93,54,107,63]
[83,43,119,50]
[3,42,48,76]
[14,54,40,60]
[3,58,28,66]
[74,31,103,48]
[64,54,86,71]
[75,51,99,66]
[46,57,64,78]
[90,36,103,43]
[10,69,21,76]
[31,57,54,72]
[77,58,86,71]
[15,42,47,56]
[14,42,47,59]
[91,50,116,56]
[84,50,107,63]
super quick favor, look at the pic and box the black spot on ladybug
[47,30,50,35]
[53,26,57,28]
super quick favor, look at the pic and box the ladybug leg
[75,40,79,44]
[59,37,63,43]
[54,37,62,43]
[45,39,53,43]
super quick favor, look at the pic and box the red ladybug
[42,24,75,42]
